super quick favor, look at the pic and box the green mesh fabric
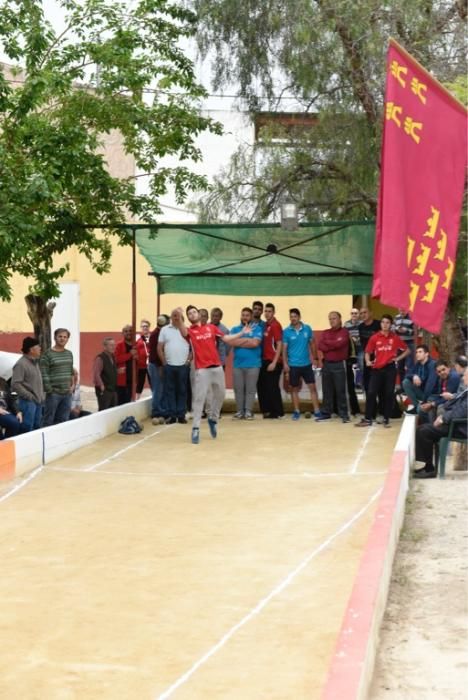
[134,221,374,295]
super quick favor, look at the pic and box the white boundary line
[83,425,174,472]
[45,466,387,479]
[349,426,375,474]
[0,466,44,504]
[154,487,383,700]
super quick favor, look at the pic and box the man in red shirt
[257,302,284,419]
[317,311,350,422]
[356,314,409,428]
[179,306,253,443]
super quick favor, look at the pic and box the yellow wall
[160,294,353,330]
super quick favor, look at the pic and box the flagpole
[389,37,467,114]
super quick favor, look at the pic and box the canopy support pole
[131,227,137,402]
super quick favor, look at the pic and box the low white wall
[13,399,152,478]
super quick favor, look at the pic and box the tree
[193,0,465,223]
[194,0,466,355]
[0,0,221,312]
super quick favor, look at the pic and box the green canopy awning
[135,221,375,295]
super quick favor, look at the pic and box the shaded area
[134,221,375,295]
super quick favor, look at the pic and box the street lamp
[280,200,298,231]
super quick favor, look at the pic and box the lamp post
[280,200,298,231]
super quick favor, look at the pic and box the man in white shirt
[158,308,191,424]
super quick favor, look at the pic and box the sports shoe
[232,411,244,419]
[315,413,331,421]
[207,418,217,438]
[383,420,391,428]
[355,418,372,427]
[152,417,165,425]
[177,417,187,424]
[292,410,301,421]
[191,428,200,444]
[244,411,254,420]
[314,410,323,419]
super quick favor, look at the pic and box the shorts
[289,364,315,387]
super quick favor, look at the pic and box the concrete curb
[320,417,414,700]
[0,398,151,480]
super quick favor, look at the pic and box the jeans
[43,392,72,426]
[18,398,43,432]
[402,378,425,407]
[0,413,28,439]
[148,362,166,417]
[164,364,189,419]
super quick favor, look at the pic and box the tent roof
[135,221,375,295]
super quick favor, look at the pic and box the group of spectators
[0,330,89,439]
[1,303,466,472]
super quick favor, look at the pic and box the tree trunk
[25,295,56,351]
[436,300,465,361]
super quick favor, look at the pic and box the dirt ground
[38,388,468,697]
[370,473,468,699]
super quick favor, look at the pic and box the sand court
[0,417,399,699]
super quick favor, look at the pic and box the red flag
[373,39,467,334]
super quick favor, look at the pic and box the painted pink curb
[321,445,409,700]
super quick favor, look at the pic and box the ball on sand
[304,411,312,419]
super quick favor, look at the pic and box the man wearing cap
[11,337,44,432]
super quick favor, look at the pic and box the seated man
[418,359,460,423]
[413,367,468,479]
[402,344,437,415]
[0,377,28,439]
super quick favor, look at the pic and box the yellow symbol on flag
[404,117,423,144]
[442,257,454,290]
[424,206,440,239]
[410,78,427,104]
[386,102,402,127]
[412,243,431,276]
[409,280,420,311]
[407,236,416,267]
[391,61,408,88]
[421,271,440,303]
[435,229,447,261]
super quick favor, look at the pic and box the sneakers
[313,410,323,419]
[383,420,391,428]
[207,418,217,438]
[191,428,200,444]
[355,418,372,427]
[315,413,331,421]
[292,410,301,421]
[232,411,244,419]
[151,417,165,425]
[244,411,254,420]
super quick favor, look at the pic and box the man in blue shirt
[402,344,437,415]
[282,308,321,420]
[231,307,263,419]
